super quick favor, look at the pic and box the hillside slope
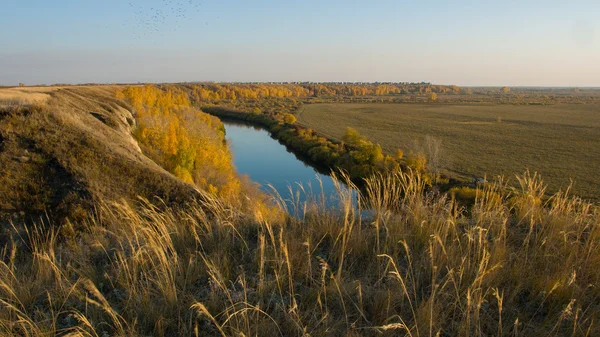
[0,86,201,227]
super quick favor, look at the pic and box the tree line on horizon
[174,83,465,102]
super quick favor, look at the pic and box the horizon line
[2,81,599,89]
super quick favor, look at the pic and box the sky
[1,0,598,86]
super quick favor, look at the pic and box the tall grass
[0,171,598,336]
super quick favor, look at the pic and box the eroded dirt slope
[0,86,201,227]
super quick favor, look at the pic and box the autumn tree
[343,127,363,146]
[502,86,511,94]
[118,84,243,201]
[428,92,438,102]
[406,152,427,172]
[283,113,296,125]
[115,89,125,100]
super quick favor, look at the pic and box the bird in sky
[122,0,208,43]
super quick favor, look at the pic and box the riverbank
[221,118,333,176]
[203,106,405,180]
[202,105,477,203]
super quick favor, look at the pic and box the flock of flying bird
[125,0,214,41]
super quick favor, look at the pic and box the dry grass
[0,87,56,107]
[0,171,598,336]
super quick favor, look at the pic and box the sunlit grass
[0,88,52,107]
[1,170,598,336]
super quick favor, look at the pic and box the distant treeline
[170,83,600,106]
[174,83,464,102]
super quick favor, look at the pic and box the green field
[297,103,600,200]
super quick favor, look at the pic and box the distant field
[296,103,600,200]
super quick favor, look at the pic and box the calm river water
[223,120,341,209]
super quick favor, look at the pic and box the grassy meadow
[296,103,600,200]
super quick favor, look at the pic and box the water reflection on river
[223,120,355,214]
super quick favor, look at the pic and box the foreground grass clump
[1,171,599,336]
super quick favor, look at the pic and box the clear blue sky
[1,0,598,86]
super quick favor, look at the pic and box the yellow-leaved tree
[117,85,241,201]
[283,113,296,125]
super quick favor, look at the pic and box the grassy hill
[0,86,202,228]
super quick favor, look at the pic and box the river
[223,120,343,211]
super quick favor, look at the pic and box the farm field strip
[296,103,600,200]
